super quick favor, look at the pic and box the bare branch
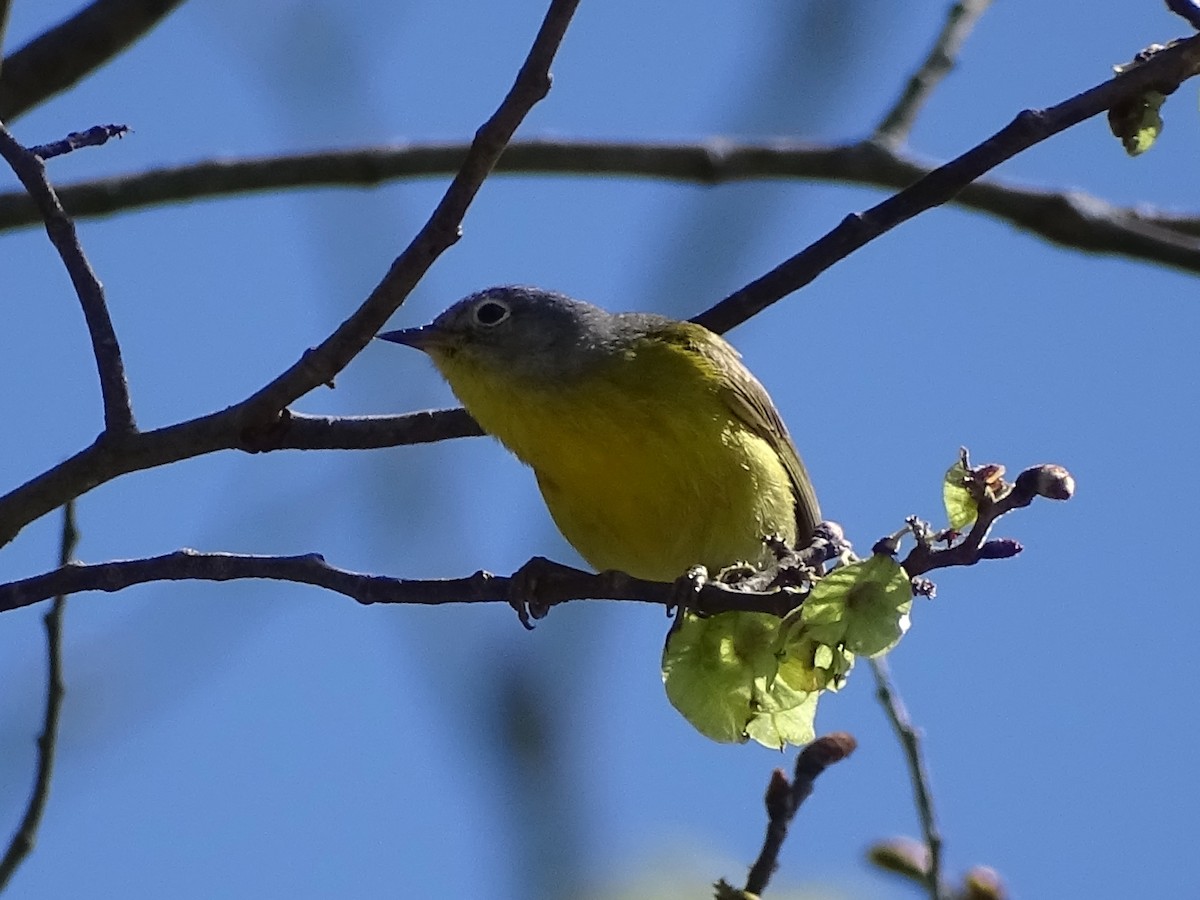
[1167,0,1200,31]
[1,138,1198,276]
[0,551,818,619]
[27,123,129,161]
[239,409,484,452]
[694,33,1200,334]
[736,734,858,897]
[874,0,996,145]
[0,120,136,435]
[871,658,946,900]
[0,0,187,121]
[0,0,580,548]
[0,502,76,891]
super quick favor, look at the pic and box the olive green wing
[697,333,822,543]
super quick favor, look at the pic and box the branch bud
[1015,464,1075,501]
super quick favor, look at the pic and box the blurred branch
[0,120,136,435]
[0,502,76,891]
[0,0,187,121]
[870,657,945,900]
[0,0,12,73]
[0,0,580,549]
[2,137,1199,276]
[875,0,995,144]
[1166,0,1200,30]
[27,123,129,160]
[695,32,1200,333]
[735,734,857,897]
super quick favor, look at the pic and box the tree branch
[1166,0,1200,31]
[26,123,129,161]
[0,0,13,74]
[874,0,996,145]
[0,137,1197,277]
[0,0,580,549]
[238,409,484,452]
[0,0,187,122]
[737,733,858,897]
[694,33,1200,334]
[0,120,136,436]
[0,502,75,891]
[900,462,1075,578]
[871,657,946,900]
[0,551,838,619]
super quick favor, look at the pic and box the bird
[377,285,819,584]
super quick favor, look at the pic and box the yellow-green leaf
[662,611,817,748]
[943,459,977,529]
[1107,90,1166,156]
[800,556,912,657]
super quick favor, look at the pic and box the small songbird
[378,285,819,582]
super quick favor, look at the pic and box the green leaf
[1107,90,1166,156]
[800,556,912,657]
[744,664,820,750]
[943,459,977,529]
[662,611,817,749]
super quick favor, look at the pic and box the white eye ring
[473,299,511,327]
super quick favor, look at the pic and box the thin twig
[0,0,187,121]
[739,734,857,896]
[2,138,1198,275]
[875,0,996,144]
[871,657,945,900]
[0,502,76,891]
[694,33,1200,334]
[27,124,130,161]
[0,120,136,436]
[0,0,580,549]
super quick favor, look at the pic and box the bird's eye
[473,300,510,326]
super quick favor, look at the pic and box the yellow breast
[431,335,797,582]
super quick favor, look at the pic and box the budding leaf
[943,459,977,529]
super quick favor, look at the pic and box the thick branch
[1,137,1196,278]
[0,552,808,618]
[695,33,1200,333]
[0,0,187,121]
[0,120,135,435]
[874,0,996,144]
[0,0,579,548]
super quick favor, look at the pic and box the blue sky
[1,2,1197,898]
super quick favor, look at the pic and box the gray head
[378,285,658,380]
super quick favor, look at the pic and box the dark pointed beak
[376,325,436,351]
